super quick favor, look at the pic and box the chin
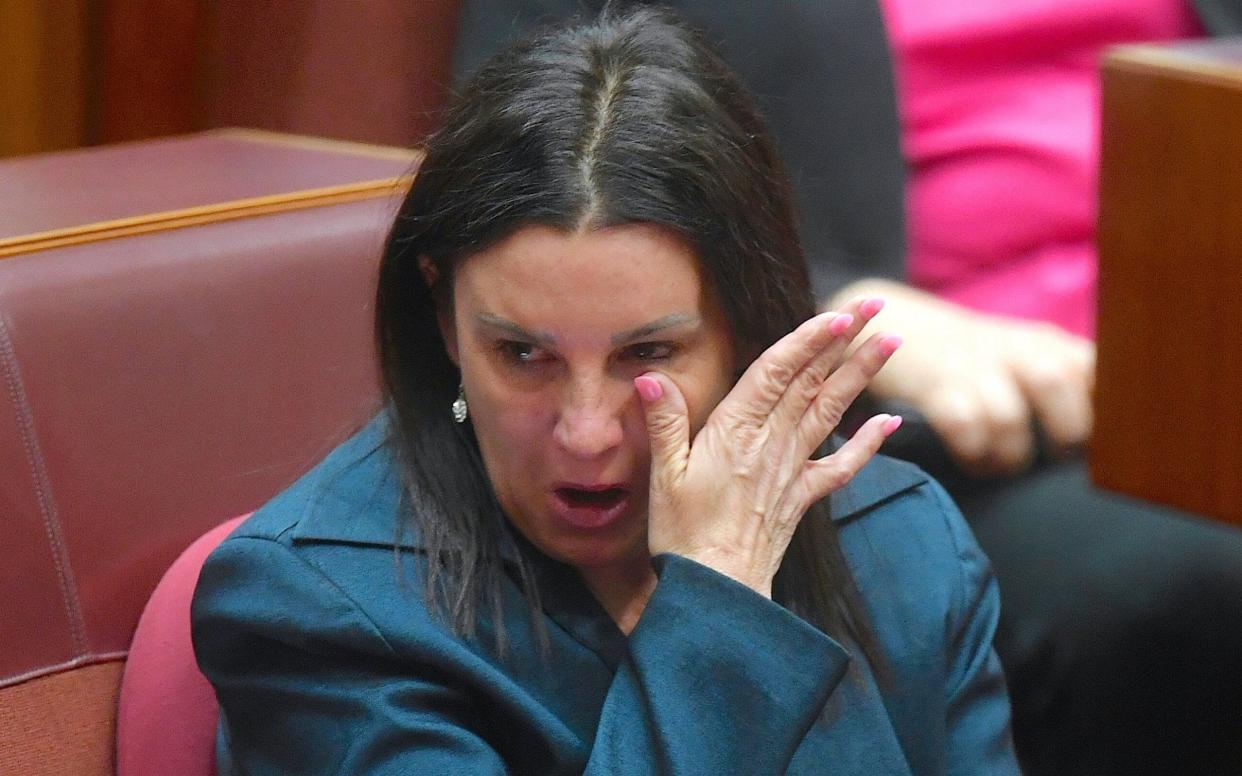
[537,525,649,573]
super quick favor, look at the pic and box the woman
[456,2,1242,774]
[192,9,1018,774]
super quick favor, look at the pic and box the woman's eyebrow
[475,314,555,345]
[611,314,699,345]
[474,312,699,346]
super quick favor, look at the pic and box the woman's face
[444,223,735,578]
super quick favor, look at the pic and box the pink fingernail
[882,415,904,435]
[859,297,886,320]
[878,335,903,357]
[829,313,855,336]
[634,375,663,402]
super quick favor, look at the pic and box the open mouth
[551,485,631,529]
[556,487,628,508]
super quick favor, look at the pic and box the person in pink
[833,1,1242,773]
[851,0,1203,464]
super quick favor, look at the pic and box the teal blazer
[192,417,1019,774]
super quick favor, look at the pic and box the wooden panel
[198,0,459,146]
[0,0,90,157]
[1093,39,1242,524]
[96,0,204,142]
[94,0,459,147]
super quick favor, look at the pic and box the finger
[726,310,843,422]
[921,385,993,470]
[796,331,903,459]
[730,297,885,426]
[1012,352,1093,453]
[801,413,903,503]
[634,373,690,488]
[967,370,1033,474]
[772,296,886,428]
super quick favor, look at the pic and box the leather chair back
[0,130,414,775]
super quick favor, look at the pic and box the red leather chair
[0,131,414,775]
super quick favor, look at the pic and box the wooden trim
[206,128,421,162]
[0,175,414,259]
[1105,45,1242,89]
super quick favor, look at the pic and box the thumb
[634,372,690,484]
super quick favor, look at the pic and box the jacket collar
[290,414,929,550]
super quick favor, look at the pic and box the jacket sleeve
[591,554,850,773]
[193,537,509,775]
[193,537,849,775]
[930,481,1023,775]
[451,0,909,303]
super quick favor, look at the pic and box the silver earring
[451,383,468,423]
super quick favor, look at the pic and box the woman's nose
[552,381,627,459]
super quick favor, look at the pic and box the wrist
[674,547,775,599]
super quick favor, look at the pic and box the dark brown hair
[375,6,882,670]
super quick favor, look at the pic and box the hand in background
[830,279,1095,476]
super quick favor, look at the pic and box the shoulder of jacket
[222,413,397,546]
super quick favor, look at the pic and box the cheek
[470,384,548,463]
[679,364,735,437]
[468,389,550,520]
[620,403,652,457]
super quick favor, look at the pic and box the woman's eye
[497,341,547,366]
[627,342,676,362]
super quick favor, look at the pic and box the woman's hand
[830,279,1095,476]
[633,299,902,598]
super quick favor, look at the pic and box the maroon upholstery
[0,130,413,691]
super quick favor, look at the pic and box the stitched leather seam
[0,311,89,656]
[0,651,128,690]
